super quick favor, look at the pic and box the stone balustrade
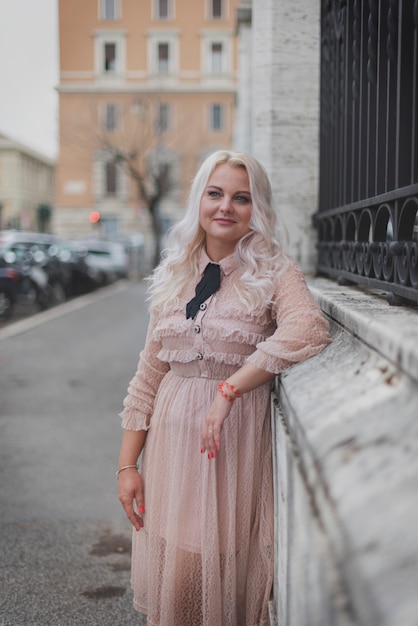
[270,277,418,626]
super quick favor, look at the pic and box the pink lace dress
[120,250,330,626]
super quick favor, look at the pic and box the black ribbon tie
[186,262,221,319]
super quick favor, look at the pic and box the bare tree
[111,144,172,268]
[64,95,187,267]
[99,96,177,267]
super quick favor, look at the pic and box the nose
[219,195,233,212]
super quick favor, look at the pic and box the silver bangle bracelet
[116,464,138,478]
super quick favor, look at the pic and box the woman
[117,150,330,625]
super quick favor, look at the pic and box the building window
[147,32,179,76]
[105,162,117,194]
[100,0,119,20]
[103,104,119,131]
[95,32,125,77]
[156,103,170,133]
[211,42,223,73]
[209,0,223,19]
[104,43,117,72]
[155,0,172,19]
[158,43,169,73]
[210,104,224,130]
[201,34,230,76]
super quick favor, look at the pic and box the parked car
[58,242,105,295]
[106,241,130,278]
[110,232,146,277]
[0,266,19,320]
[66,240,129,286]
[0,231,137,318]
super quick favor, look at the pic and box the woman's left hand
[200,364,275,460]
[200,393,233,459]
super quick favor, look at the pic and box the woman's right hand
[118,469,145,532]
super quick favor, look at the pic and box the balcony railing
[315,0,418,305]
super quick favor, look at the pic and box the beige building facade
[56,0,241,241]
[0,134,55,232]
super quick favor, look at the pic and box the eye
[234,195,250,203]
[207,190,221,198]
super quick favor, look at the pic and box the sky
[0,0,59,159]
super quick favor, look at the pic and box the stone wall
[270,279,418,626]
[235,0,320,271]
[234,0,252,155]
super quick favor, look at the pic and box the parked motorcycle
[1,250,53,310]
[0,231,69,311]
[0,267,19,320]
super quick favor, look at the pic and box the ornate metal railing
[315,0,418,305]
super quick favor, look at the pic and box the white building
[0,133,55,231]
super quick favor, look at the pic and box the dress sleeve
[246,260,331,374]
[119,311,170,431]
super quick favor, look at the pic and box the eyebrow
[206,184,251,195]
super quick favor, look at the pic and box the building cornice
[0,135,55,166]
[56,82,237,94]
[59,71,237,81]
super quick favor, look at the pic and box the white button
[194,325,201,333]
[196,352,203,360]
[199,302,207,311]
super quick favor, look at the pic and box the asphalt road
[0,281,150,626]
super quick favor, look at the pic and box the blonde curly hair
[147,150,289,313]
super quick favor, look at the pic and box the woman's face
[199,163,252,260]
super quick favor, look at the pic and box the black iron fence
[315,0,418,304]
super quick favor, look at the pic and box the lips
[214,218,236,225]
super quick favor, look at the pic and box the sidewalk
[0,282,148,625]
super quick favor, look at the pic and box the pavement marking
[0,281,130,341]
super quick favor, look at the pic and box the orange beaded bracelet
[218,381,242,401]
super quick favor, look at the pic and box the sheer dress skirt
[131,368,274,626]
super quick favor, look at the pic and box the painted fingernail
[139,506,145,514]
[200,448,204,454]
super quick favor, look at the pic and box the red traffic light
[89,211,101,224]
